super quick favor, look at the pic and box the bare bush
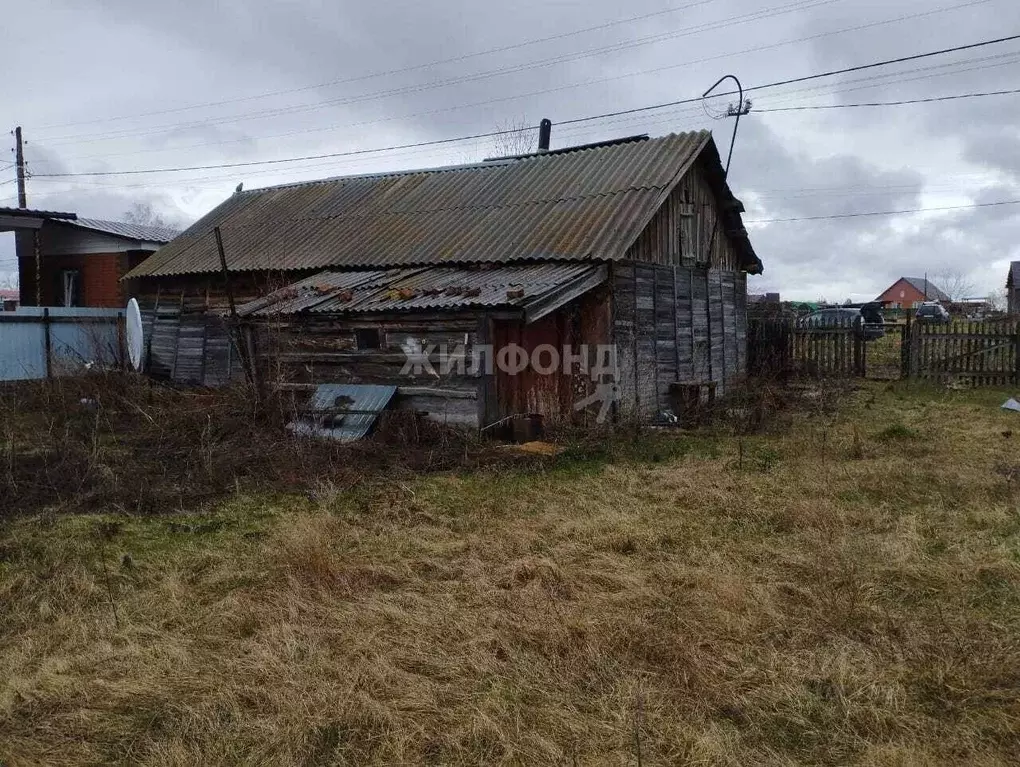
[0,375,526,517]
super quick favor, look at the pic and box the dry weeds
[2,381,1020,764]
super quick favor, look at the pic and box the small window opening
[355,328,382,349]
[61,269,81,307]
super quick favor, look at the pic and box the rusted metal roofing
[287,383,396,442]
[236,263,607,324]
[128,131,758,278]
[234,268,408,316]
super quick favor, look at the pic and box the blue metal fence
[0,307,123,381]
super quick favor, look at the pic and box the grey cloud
[7,0,1018,301]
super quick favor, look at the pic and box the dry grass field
[3,380,1020,765]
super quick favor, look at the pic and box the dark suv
[797,307,885,340]
[915,302,950,323]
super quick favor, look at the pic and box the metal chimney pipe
[538,119,552,152]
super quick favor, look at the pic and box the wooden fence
[902,317,1020,385]
[749,314,1020,386]
[748,316,864,378]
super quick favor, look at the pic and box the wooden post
[1014,321,1020,386]
[853,321,863,377]
[214,226,256,390]
[900,316,910,379]
[43,307,52,379]
[117,311,126,371]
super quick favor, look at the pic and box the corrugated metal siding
[0,308,123,381]
[289,384,397,442]
[129,132,714,278]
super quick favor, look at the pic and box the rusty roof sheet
[237,263,606,323]
[129,131,761,277]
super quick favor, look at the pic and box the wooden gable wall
[623,158,742,272]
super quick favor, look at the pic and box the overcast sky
[2,0,1019,301]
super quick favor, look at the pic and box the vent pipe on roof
[538,119,552,152]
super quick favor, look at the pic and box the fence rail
[0,307,124,381]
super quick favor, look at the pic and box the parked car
[915,302,950,323]
[797,307,885,340]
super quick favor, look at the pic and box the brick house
[875,276,950,310]
[0,207,178,308]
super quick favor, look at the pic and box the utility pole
[14,126,26,208]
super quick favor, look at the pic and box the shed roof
[237,262,607,324]
[128,131,761,279]
[65,218,180,243]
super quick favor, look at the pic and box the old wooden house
[125,131,762,428]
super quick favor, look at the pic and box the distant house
[875,276,950,309]
[1007,262,1020,314]
[125,130,763,426]
[0,207,179,308]
[0,288,18,311]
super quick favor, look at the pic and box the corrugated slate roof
[237,263,607,324]
[1008,261,1020,287]
[128,131,760,278]
[903,276,950,302]
[67,218,180,243]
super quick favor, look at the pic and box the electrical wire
[561,32,1020,125]
[32,0,724,132]
[35,0,833,146]
[33,32,1020,179]
[38,0,991,155]
[746,199,1020,223]
[753,87,1020,111]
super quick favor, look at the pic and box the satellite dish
[125,298,144,371]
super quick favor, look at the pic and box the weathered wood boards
[613,262,748,420]
[905,318,1020,385]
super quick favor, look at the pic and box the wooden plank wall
[624,160,742,272]
[612,262,747,420]
[254,314,483,427]
[140,296,239,387]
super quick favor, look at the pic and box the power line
[34,31,1020,179]
[37,0,990,155]
[32,0,723,132]
[561,31,1020,125]
[37,0,836,147]
[32,126,541,177]
[746,199,1020,223]
[754,87,1020,111]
